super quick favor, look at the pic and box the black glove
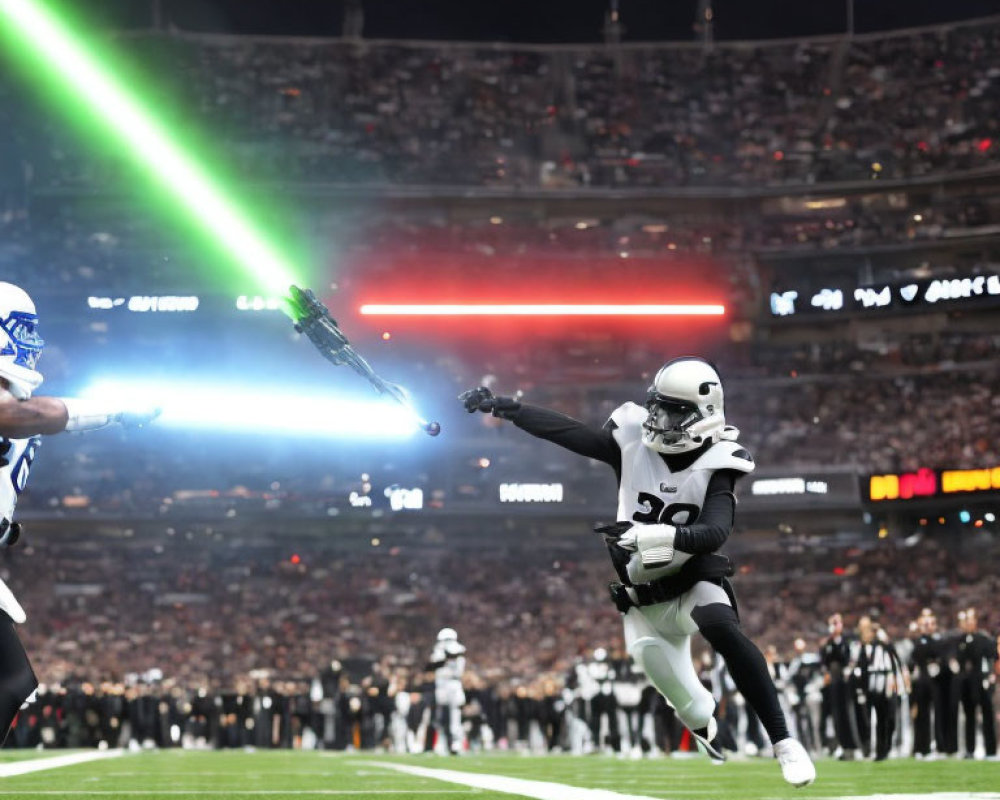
[459,387,521,419]
[608,582,634,614]
[594,520,634,546]
[460,386,495,413]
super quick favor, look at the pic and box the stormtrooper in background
[427,627,466,754]
[0,282,159,745]
[584,646,620,752]
[785,637,824,754]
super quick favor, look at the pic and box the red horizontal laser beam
[359,304,725,316]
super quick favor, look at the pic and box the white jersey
[432,642,466,685]
[432,642,466,708]
[0,435,40,530]
[574,660,599,701]
[608,402,753,585]
[0,434,39,624]
[586,658,615,696]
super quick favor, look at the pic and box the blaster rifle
[287,285,441,436]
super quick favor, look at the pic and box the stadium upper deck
[4,14,999,194]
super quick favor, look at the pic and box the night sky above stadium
[85,0,1000,42]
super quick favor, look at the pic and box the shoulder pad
[694,440,755,474]
[608,402,646,429]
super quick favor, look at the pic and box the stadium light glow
[360,304,726,316]
[0,0,301,299]
[81,380,418,439]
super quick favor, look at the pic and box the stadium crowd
[4,528,997,757]
[4,189,1000,301]
[2,16,999,192]
[736,364,1000,472]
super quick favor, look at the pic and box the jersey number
[632,492,699,525]
[3,437,40,495]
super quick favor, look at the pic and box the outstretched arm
[460,386,620,469]
[0,390,68,437]
[509,405,621,467]
[0,386,160,438]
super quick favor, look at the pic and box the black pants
[912,675,946,755]
[715,692,740,753]
[0,613,38,746]
[858,692,894,760]
[960,676,997,757]
[589,694,620,750]
[648,689,679,753]
[792,700,817,753]
[828,678,857,752]
[743,704,766,748]
[619,704,643,751]
[935,673,958,754]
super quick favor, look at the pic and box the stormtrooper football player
[0,282,159,744]
[461,357,815,786]
[427,627,466,754]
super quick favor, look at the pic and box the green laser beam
[0,0,301,304]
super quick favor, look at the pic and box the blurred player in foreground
[461,357,815,786]
[0,282,159,744]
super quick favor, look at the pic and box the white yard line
[366,762,668,800]
[0,750,123,777]
[368,763,1000,800]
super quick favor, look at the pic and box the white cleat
[774,737,816,787]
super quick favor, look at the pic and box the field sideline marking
[365,762,666,800]
[0,792,471,796]
[0,750,123,777]
[367,764,1000,800]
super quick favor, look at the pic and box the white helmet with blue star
[0,282,45,399]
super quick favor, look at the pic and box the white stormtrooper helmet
[641,357,727,454]
[437,627,458,643]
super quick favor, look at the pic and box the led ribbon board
[0,0,300,301]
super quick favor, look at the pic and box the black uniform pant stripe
[692,602,790,745]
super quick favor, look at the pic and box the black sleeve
[672,470,738,554]
[508,403,621,472]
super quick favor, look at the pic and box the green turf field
[0,749,997,799]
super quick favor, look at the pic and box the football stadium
[0,1,998,798]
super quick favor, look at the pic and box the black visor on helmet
[643,393,702,442]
